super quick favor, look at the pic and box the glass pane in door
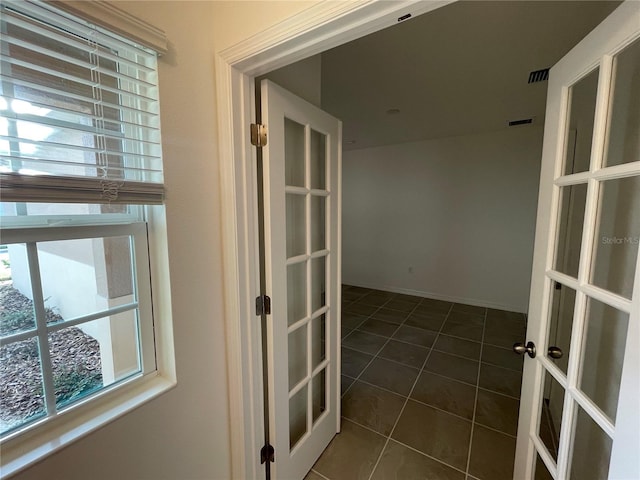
[535,454,554,480]
[311,313,326,369]
[289,385,307,450]
[285,118,305,187]
[538,370,565,461]
[311,256,326,313]
[311,196,326,252]
[563,68,599,175]
[569,405,612,480]
[287,262,307,326]
[602,38,640,167]
[554,184,588,277]
[590,176,640,299]
[288,324,307,389]
[286,193,306,258]
[312,369,326,423]
[310,129,326,190]
[546,283,576,374]
[578,298,629,422]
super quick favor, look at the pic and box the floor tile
[483,328,525,349]
[378,340,430,369]
[360,357,420,396]
[392,325,437,348]
[343,330,388,355]
[342,326,353,340]
[313,418,386,480]
[370,308,409,325]
[358,292,393,307]
[485,316,526,334]
[342,375,356,395]
[425,351,479,385]
[486,308,526,324]
[446,311,485,327]
[359,318,399,337]
[392,400,472,470]
[344,303,379,317]
[343,291,365,303]
[474,389,520,436]
[441,317,484,341]
[342,381,406,435]
[481,345,523,371]
[411,371,476,419]
[404,312,447,332]
[416,298,453,314]
[479,364,522,398]
[342,312,368,330]
[348,286,374,295]
[452,303,486,316]
[342,347,373,378]
[433,335,481,360]
[393,293,423,304]
[385,299,418,312]
[468,425,516,480]
[370,440,465,480]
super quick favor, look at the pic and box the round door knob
[513,341,536,358]
[547,346,563,359]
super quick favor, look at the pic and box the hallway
[307,285,526,480]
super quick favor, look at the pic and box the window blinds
[0,0,164,205]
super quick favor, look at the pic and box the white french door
[260,80,342,480]
[514,2,640,480]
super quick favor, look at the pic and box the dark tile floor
[306,285,526,480]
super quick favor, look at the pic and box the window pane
[535,453,553,480]
[579,298,628,422]
[285,118,305,187]
[0,245,36,336]
[0,337,47,435]
[591,176,640,299]
[603,38,640,167]
[311,313,326,370]
[569,405,612,480]
[286,194,306,258]
[554,184,587,278]
[50,310,140,409]
[563,68,599,175]
[36,236,135,322]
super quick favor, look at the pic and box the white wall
[11,2,322,479]
[260,54,322,107]
[342,126,543,313]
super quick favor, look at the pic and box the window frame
[0,1,174,475]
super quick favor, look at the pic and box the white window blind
[0,0,164,205]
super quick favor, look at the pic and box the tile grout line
[464,307,488,479]
[364,301,456,480]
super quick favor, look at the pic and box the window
[0,0,172,466]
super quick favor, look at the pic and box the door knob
[513,341,536,358]
[547,346,563,359]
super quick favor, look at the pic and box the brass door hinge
[251,123,267,147]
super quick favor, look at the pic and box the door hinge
[251,123,267,147]
[260,443,275,464]
[256,295,271,316]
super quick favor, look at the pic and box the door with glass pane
[260,80,341,480]
[514,2,640,479]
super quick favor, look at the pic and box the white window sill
[0,373,176,478]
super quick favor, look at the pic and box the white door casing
[261,79,342,480]
[515,2,640,479]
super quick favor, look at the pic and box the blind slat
[0,0,164,206]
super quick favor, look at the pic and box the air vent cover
[509,118,533,127]
[528,68,550,83]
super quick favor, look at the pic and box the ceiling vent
[528,68,550,83]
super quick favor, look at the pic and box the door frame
[214,1,454,478]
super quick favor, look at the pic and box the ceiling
[319,1,621,151]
